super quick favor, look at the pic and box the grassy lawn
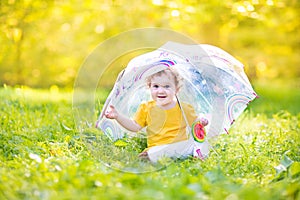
[0,82,299,200]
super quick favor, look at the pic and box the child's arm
[105,105,142,132]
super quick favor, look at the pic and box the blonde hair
[146,67,182,90]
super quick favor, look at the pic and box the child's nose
[157,87,165,92]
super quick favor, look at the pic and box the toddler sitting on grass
[105,67,209,162]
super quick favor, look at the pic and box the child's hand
[200,117,208,126]
[104,105,118,119]
[196,117,208,126]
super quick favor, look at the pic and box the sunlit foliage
[0,0,299,87]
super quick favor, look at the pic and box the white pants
[147,137,210,163]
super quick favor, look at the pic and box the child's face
[149,73,178,109]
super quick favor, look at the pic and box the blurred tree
[0,0,55,86]
[0,0,299,87]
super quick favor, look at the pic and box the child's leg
[147,137,194,163]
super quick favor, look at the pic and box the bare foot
[138,151,149,160]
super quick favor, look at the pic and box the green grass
[0,83,299,200]
[251,79,300,116]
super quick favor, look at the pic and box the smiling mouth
[157,95,166,99]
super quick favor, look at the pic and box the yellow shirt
[134,101,197,148]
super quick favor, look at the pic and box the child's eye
[164,85,170,89]
[152,84,159,89]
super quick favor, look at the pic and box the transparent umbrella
[96,41,257,142]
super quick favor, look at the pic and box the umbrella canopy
[96,41,257,141]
